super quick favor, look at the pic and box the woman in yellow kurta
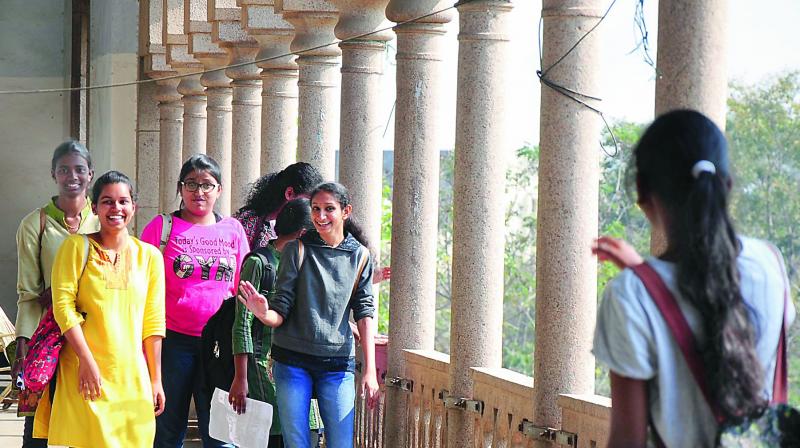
[34,170,166,448]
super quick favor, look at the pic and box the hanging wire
[0,0,470,96]
[536,0,620,157]
[631,0,657,70]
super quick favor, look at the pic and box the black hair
[634,109,764,419]
[310,182,372,253]
[51,140,92,171]
[176,153,223,196]
[240,162,323,216]
[274,198,313,237]
[91,170,137,204]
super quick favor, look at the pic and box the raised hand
[592,236,644,269]
[238,280,269,321]
[372,266,391,284]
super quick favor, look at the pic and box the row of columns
[137,0,729,446]
[140,0,517,445]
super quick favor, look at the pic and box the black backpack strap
[242,247,278,359]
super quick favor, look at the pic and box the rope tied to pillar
[536,0,620,157]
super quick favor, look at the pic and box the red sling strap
[631,257,789,426]
[765,244,789,405]
[630,263,725,423]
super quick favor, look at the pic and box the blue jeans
[154,330,232,448]
[273,361,355,448]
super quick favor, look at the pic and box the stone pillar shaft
[652,0,728,254]
[156,78,184,212]
[297,55,339,180]
[281,8,341,181]
[178,72,208,158]
[136,80,161,232]
[261,68,299,174]
[447,2,512,446]
[225,45,262,213]
[655,0,728,129]
[382,2,452,443]
[338,40,386,269]
[201,63,234,215]
[533,0,603,433]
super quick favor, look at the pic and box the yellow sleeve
[15,210,45,339]
[50,235,86,334]
[142,244,166,340]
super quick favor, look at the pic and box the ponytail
[635,110,765,419]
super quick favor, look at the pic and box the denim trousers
[154,330,233,448]
[273,361,355,448]
[22,415,47,448]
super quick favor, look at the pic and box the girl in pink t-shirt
[140,154,248,448]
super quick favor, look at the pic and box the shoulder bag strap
[158,213,172,254]
[765,244,789,404]
[630,263,725,423]
[296,240,305,272]
[351,248,370,299]
[37,208,47,284]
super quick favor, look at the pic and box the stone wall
[0,0,72,321]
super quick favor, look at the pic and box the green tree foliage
[727,72,800,404]
[379,72,800,405]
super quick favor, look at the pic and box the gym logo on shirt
[172,236,237,281]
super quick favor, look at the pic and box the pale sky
[376,0,800,152]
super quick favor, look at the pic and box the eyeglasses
[181,181,219,193]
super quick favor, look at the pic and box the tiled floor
[0,404,24,448]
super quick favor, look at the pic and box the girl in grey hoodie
[238,182,379,448]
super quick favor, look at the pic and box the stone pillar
[533,0,603,435]
[276,1,340,180]
[136,77,161,233]
[177,71,208,158]
[652,0,728,254]
[144,0,183,212]
[655,0,728,129]
[382,2,452,446]
[211,1,262,212]
[185,0,234,214]
[201,61,234,214]
[226,46,262,213]
[165,0,208,159]
[155,77,184,212]
[240,0,299,175]
[332,0,392,291]
[446,2,513,446]
[89,0,138,175]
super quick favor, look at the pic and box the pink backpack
[21,235,90,394]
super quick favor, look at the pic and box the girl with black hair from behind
[234,162,323,249]
[238,182,380,448]
[592,109,796,447]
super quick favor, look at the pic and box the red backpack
[21,235,90,394]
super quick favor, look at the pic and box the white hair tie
[691,160,716,179]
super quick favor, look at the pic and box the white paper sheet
[209,387,274,448]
